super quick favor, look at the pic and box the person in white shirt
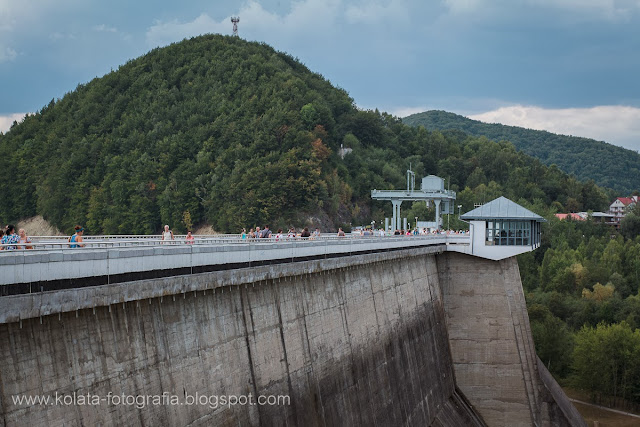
[161,225,174,244]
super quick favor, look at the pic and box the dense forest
[0,35,614,235]
[403,110,640,195]
[0,34,639,408]
[519,204,640,408]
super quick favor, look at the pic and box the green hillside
[0,35,613,234]
[403,110,640,194]
[3,35,640,400]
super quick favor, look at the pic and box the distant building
[555,212,615,225]
[608,196,638,226]
[555,213,586,221]
[588,212,616,224]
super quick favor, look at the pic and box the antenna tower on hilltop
[231,17,240,36]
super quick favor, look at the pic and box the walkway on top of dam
[0,233,471,324]
[0,233,470,291]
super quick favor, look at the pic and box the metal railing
[0,233,470,252]
[0,233,472,291]
[371,189,456,195]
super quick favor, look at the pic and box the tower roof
[461,197,546,221]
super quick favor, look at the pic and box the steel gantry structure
[371,170,456,232]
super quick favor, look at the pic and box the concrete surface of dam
[0,238,584,426]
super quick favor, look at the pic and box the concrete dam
[0,236,584,426]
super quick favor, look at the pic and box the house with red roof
[608,196,639,226]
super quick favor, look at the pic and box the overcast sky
[1,0,639,151]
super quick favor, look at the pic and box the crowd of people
[234,225,468,240]
[391,228,469,236]
[0,225,33,250]
[350,227,468,237]
[0,224,85,250]
[0,222,469,251]
[239,225,321,240]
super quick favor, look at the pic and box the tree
[565,197,580,213]
[342,132,360,150]
[530,309,574,377]
[582,283,615,301]
[572,322,640,405]
[182,210,193,231]
[466,167,487,188]
[620,213,640,240]
[404,201,432,226]
[0,32,631,239]
[300,103,319,129]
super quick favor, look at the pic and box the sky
[1,0,640,151]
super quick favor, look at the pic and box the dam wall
[0,248,484,426]
[437,252,586,427]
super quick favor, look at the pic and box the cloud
[49,32,76,41]
[0,0,82,31]
[345,0,410,24]
[146,13,226,47]
[279,0,342,30]
[1,0,85,63]
[145,0,408,50]
[535,0,640,19]
[0,0,17,32]
[387,106,429,117]
[142,0,415,91]
[441,0,640,25]
[0,112,27,133]
[93,24,117,33]
[145,12,234,47]
[444,0,640,14]
[468,105,640,152]
[442,0,483,14]
[0,45,16,62]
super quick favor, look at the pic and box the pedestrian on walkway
[161,225,174,244]
[68,225,85,248]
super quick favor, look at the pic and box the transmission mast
[231,17,240,36]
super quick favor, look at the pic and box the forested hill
[0,35,613,234]
[403,110,640,194]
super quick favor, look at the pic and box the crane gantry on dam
[371,169,457,232]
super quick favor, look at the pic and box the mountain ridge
[0,36,615,234]
[403,110,640,194]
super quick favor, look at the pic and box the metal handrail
[0,234,470,252]
[371,189,457,196]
